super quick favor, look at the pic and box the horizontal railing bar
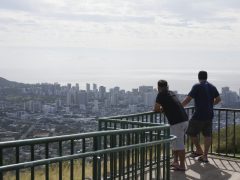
[214,108,240,112]
[98,119,163,126]
[100,107,239,120]
[0,126,169,148]
[100,111,158,119]
[0,136,176,172]
[186,107,240,112]
[101,106,195,119]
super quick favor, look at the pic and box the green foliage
[4,160,93,180]
[212,124,240,154]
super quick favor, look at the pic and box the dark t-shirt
[156,90,188,125]
[188,81,220,120]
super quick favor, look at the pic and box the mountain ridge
[0,77,24,87]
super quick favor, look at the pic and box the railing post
[16,146,20,180]
[97,156,101,180]
[82,138,86,180]
[119,131,123,179]
[218,110,221,155]
[0,148,3,180]
[93,137,98,180]
[31,145,35,180]
[103,134,108,179]
[140,132,145,180]
[70,140,74,180]
[127,132,130,180]
[134,132,139,180]
[110,135,114,179]
[156,131,161,180]
[93,136,102,180]
[166,127,170,180]
[225,110,228,156]
[98,118,101,131]
[59,141,62,180]
[233,111,236,157]
[45,143,49,180]
[149,130,153,180]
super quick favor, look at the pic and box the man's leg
[170,124,179,166]
[173,121,187,170]
[202,120,212,160]
[186,120,203,155]
[203,136,211,159]
[191,136,203,155]
[172,150,179,166]
[178,150,186,169]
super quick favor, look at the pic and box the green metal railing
[105,107,240,158]
[0,112,175,180]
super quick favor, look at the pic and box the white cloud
[0,0,239,51]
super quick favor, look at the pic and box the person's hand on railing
[153,103,164,113]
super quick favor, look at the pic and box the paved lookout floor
[170,155,240,180]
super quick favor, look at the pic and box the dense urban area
[0,77,240,142]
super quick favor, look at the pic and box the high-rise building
[113,87,120,93]
[221,87,238,106]
[143,92,156,107]
[92,100,99,113]
[99,86,106,100]
[79,90,87,106]
[93,83,97,92]
[139,86,153,94]
[24,100,42,113]
[66,91,73,106]
[76,83,79,91]
[86,83,90,92]
[132,88,139,94]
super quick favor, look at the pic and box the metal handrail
[0,125,169,148]
[0,135,176,172]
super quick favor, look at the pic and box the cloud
[0,0,240,50]
[49,12,154,24]
[0,0,239,25]
[160,0,240,23]
[0,0,43,12]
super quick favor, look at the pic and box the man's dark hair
[198,71,208,80]
[158,80,168,88]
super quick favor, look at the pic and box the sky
[0,0,240,93]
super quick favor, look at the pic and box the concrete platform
[171,155,240,180]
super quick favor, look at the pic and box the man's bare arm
[181,96,192,107]
[213,96,221,105]
[154,103,163,112]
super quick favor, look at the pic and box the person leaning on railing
[182,70,221,163]
[154,80,188,171]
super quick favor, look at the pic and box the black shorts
[186,119,212,137]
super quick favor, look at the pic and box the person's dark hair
[158,80,168,89]
[198,71,208,80]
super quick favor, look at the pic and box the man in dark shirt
[182,71,221,163]
[154,80,188,171]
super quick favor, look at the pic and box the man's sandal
[170,162,179,167]
[198,156,209,163]
[189,151,203,158]
[171,166,186,171]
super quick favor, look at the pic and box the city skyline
[1,76,239,96]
